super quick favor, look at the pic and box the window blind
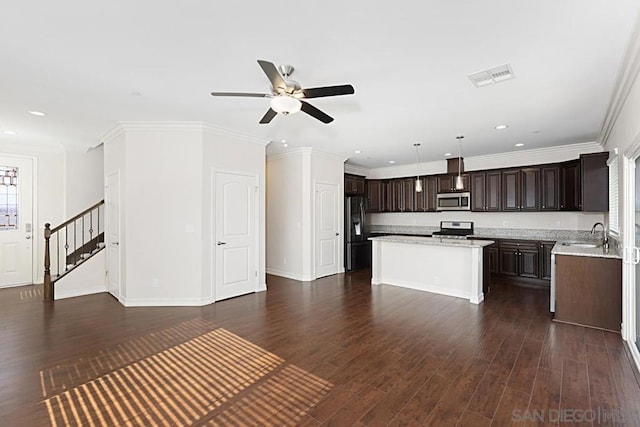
[608,156,619,234]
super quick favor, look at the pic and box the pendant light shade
[413,143,422,192]
[455,135,464,190]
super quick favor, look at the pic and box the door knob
[111,242,119,246]
[217,241,227,245]
[335,233,339,236]
[25,235,31,239]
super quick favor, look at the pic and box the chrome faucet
[591,222,609,250]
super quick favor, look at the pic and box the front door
[215,172,257,301]
[315,182,340,278]
[0,156,33,287]
[106,171,120,299]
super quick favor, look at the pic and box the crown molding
[100,121,270,146]
[344,164,369,177]
[599,13,640,147]
[267,147,347,163]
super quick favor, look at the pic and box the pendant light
[413,143,422,192]
[455,135,464,190]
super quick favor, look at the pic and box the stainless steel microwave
[436,192,471,211]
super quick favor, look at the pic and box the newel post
[43,223,53,302]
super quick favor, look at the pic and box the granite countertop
[368,225,594,242]
[551,241,623,259]
[369,235,495,248]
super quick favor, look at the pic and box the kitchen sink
[560,242,600,248]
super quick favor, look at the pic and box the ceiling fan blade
[300,101,334,124]
[259,108,278,124]
[302,84,355,99]
[257,60,286,91]
[211,92,271,98]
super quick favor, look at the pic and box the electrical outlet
[152,278,159,288]
[555,221,561,227]
[283,257,287,265]
[502,220,509,227]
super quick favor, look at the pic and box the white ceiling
[0,1,638,168]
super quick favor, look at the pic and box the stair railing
[44,200,105,301]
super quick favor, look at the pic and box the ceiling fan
[211,60,355,124]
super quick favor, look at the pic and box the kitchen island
[370,235,494,304]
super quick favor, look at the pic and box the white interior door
[106,172,120,298]
[0,156,33,287]
[215,172,257,301]
[315,182,340,279]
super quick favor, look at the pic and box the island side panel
[372,240,482,303]
[371,240,382,285]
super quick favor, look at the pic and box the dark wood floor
[1,272,639,426]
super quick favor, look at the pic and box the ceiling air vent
[468,64,515,87]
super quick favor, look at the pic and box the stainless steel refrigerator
[345,195,371,271]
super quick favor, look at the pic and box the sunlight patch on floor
[42,327,332,426]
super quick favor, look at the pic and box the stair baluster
[43,200,105,301]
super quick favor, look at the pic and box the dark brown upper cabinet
[345,174,366,195]
[415,176,438,212]
[580,152,609,212]
[400,178,416,212]
[560,160,581,211]
[471,171,501,212]
[366,180,382,212]
[502,168,540,211]
[437,174,470,193]
[540,166,560,211]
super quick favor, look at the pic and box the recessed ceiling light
[283,143,288,147]
[515,143,524,147]
[28,110,46,116]
[495,124,508,130]
[354,150,361,154]
[389,160,395,164]
[3,131,17,135]
[445,152,452,156]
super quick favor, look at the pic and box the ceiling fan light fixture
[270,95,302,115]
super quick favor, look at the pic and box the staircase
[43,201,105,301]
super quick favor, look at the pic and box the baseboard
[55,286,107,300]
[257,284,267,292]
[121,297,209,307]
[627,341,640,385]
[266,268,305,281]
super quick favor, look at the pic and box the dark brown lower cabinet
[487,245,499,274]
[555,255,622,331]
[498,240,543,282]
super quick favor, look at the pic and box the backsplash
[368,211,605,231]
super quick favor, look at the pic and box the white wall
[266,148,346,281]
[103,122,267,306]
[55,251,106,299]
[64,145,104,217]
[366,142,606,231]
[124,129,203,304]
[266,151,304,279]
